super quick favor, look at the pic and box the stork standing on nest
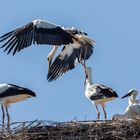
[85,67,118,120]
[0,83,36,129]
[0,19,95,73]
[113,89,140,120]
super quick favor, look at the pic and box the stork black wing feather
[47,46,79,81]
[90,84,118,101]
[0,20,75,55]
[0,22,34,55]
[0,84,36,98]
[34,26,73,45]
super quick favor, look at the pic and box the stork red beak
[121,92,132,99]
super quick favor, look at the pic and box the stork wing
[0,22,34,55]
[47,41,93,82]
[97,84,118,98]
[0,84,23,98]
[0,19,74,55]
[89,84,118,100]
[65,28,88,36]
[0,83,36,97]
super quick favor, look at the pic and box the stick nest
[0,119,140,140]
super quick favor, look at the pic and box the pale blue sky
[0,0,140,122]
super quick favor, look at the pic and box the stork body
[113,89,140,120]
[85,67,118,120]
[0,83,36,129]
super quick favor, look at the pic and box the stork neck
[129,94,136,105]
[48,46,59,59]
[51,46,59,56]
[86,71,93,87]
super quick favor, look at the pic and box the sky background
[0,0,140,123]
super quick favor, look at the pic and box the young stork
[0,83,36,129]
[47,28,95,81]
[85,67,118,120]
[112,105,140,120]
[112,89,140,120]
[0,19,95,71]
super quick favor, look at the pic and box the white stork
[112,105,140,120]
[112,89,140,120]
[85,67,118,120]
[0,83,36,129]
[0,19,95,72]
[47,28,95,81]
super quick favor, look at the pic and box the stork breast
[0,94,31,106]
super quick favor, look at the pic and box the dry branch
[0,119,140,140]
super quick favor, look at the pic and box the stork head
[121,89,138,99]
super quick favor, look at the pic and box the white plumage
[33,19,58,29]
[113,89,140,120]
[85,67,118,120]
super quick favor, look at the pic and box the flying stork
[85,67,118,120]
[0,19,95,72]
[112,89,140,120]
[47,28,95,81]
[0,83,36,129]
